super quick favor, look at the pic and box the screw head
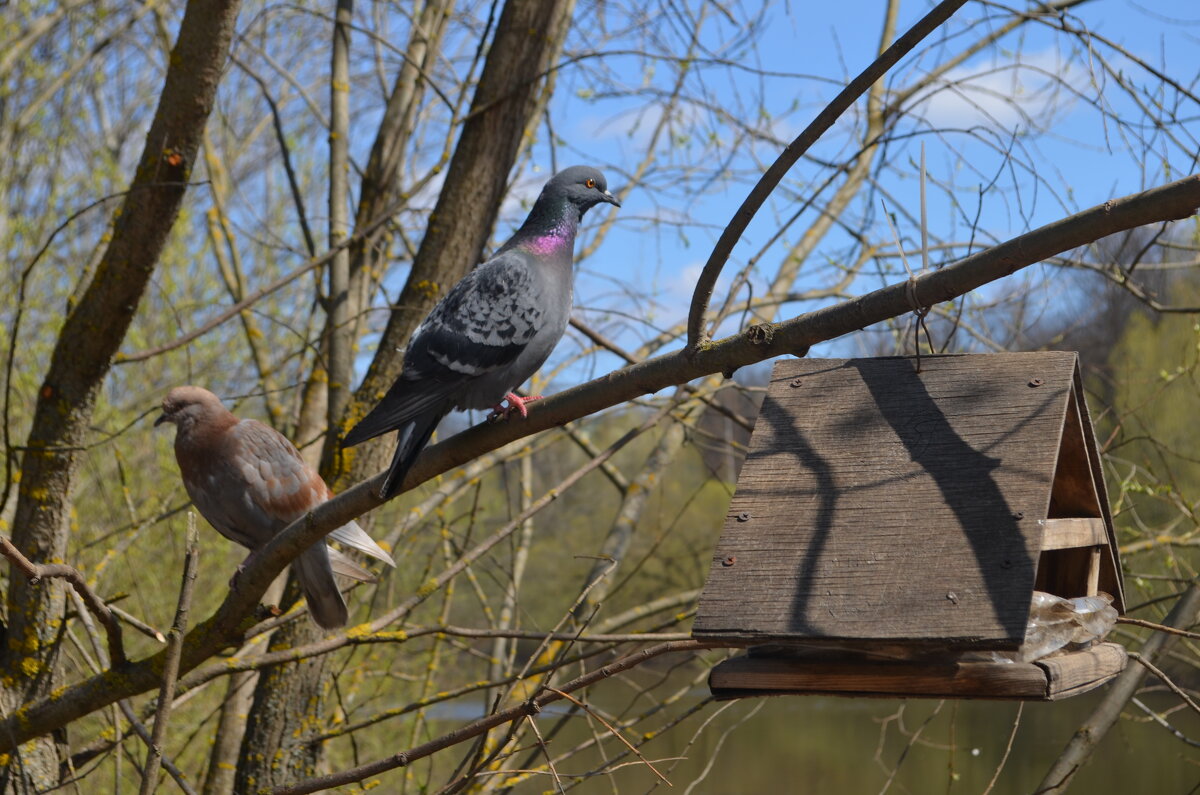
[790,378,803,388]
[722,555,737,567]
[1012,511,1024,520]
[946,591,960,604]
[736,511,751,522]
[1028,378,1044,387]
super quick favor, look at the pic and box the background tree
[0,0,1197,792]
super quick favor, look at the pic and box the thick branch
[0,536,126,667]
[0,174,1197,753]
[1037,579,1200,792]
[685,0,969,349]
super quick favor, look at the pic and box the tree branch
[685,0,970,350]
[0,173,1196,755]
[0,535,126,667]
[270,640,725,795]
[139,519,199,795]
[1036,579,1200,793]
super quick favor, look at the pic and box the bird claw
[230,549,261,591]
[487,392,543,423]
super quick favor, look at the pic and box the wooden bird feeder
[694,352,1126,701]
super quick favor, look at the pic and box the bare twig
[3,175,1200,754]
[116,196,410,364]
[1128,652,1200,718]
[0,536,126,666]
[270,640,724,794]
[981,703,1023,795]
[109,605,167,644]
[686,0,969,349]
[524,715,564,794]
[118,700,198,795]
[543,686,672,787]
[878,702,943,795]
[1129,697,1200,748]
[140,518,200,795]
[1117,615,1200,640]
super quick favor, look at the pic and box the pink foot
[487,392,543,422]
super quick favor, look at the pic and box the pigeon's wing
[343,251,545,447]
[176,421,306,550]
[329,521,395,567]
[408,251,545,380]
[207,419,328,537]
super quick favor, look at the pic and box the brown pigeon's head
[155,386,232,433]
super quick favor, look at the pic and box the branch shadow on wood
[779,414,837,635]
[848,360,1033,637]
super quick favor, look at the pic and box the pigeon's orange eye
[585,178,596,188]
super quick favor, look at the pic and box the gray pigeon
[343,165,619,499]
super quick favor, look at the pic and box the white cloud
[906,48,1082,130]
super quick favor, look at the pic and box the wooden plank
[707,644,1127,701]
[695,352,1080,646]
[1072,365,1126,611]
[1087,548,1101,597]
[1040,518,1107,550]
[708,653,1050,700]
[1039,642,1127,700]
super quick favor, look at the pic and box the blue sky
[483,0,1200,380]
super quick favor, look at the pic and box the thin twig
[1129,697,1200,748]
[109,605,167,644]
[270,640,724,794]
[686,0,970,349]
[66,587,195,795]
[118,700,198,795]
[879,702,944,795]
[1117,615,1200,640]
[117,194,412,363]
[1128,652,1200,718]
[0,535,126,666]
[524,715,564,794]
[140,518,200,795]
[543,687,672,787]
[980,703,1023,795]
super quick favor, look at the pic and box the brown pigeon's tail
[377,408,446,500]
[293,543,349,629]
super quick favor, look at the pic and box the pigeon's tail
[378,408,446,500]
[329,521,395,567]
[327,546,378,583]
[293,543,349,630]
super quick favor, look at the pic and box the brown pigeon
[156,386,395,629]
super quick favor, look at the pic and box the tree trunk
[335,0,577,490]
[0,1,241,789]
[231,2,577,789]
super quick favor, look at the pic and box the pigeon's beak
[154,412,168,427]
[601,190,620,208]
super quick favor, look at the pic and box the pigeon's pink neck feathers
[518,221,575,258]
